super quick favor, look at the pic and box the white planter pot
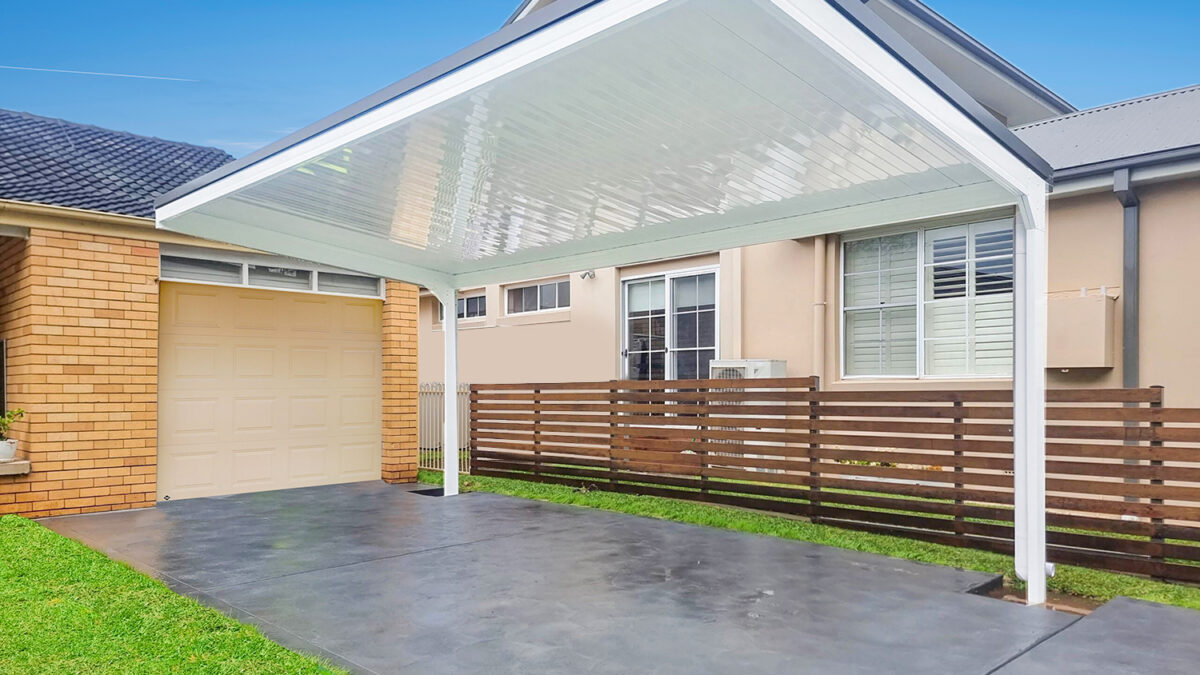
[0,439,16,461]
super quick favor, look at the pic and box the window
[623,270,717,380]
[160,253,382,298]
[842,218,1014,378]
[439,294,486,321]
[247,264,311,290]
[506,279,570,314]
[161,256,242,285]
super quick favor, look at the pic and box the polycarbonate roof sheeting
[159,0,1000,284]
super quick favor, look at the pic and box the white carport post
[1014,194,1049,606]
[434,287,461,497]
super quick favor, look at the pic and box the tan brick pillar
[0,229,158,517]
[381,281,419,482]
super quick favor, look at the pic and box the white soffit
[157,0,1033,289]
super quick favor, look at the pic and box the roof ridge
[0,107,232,157]
[1014,84,1200,130]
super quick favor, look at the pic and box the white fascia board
[1051,157,1200,198]
[155,0,672,223]
[770,0,1047,211]
[160,211,453,290]
[451,181,1014,288]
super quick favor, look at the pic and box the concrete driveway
[41,481,1199,674]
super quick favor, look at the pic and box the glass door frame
[620,264,720,380]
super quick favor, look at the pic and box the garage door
[158,282,383,500]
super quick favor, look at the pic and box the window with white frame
[842,218,1014,378]
[159,253,383,298]
[506,279,570,314]
[439,294,486,321]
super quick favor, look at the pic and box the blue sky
[3,1,1197,156]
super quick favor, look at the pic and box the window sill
[0,459,31,476]
[829,376,1012,391]
[499,309,572,327]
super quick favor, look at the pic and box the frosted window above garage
[161,255,242,284]
[318,272,382,296]
[159,250,382,298]
[248,264,312,290]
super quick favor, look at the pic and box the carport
[154,0,1051,603]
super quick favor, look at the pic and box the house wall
[0,229,160,518]
[0,205,423,518]
[1138,177,1200,405]
[382,281,420,482]
[416,175,1200,406]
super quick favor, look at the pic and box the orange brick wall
[0,226,421,517]
[381,280,420,482]
[0,229,159,518]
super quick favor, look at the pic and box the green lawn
[0,515,344,674]
[422,469,1200,611]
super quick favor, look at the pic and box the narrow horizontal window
[317,272,380,296]
[439,294,486,321]
[160,253,382,298]
[506,279,570,314]
[160,255,242,284]
[248,264,311,290]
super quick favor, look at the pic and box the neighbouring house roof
[0,108,233,219]
[1014,85,1200,176]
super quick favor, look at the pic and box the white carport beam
[435,288,461,497]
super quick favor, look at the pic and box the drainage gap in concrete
[968,576,1098,616]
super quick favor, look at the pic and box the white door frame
[620,265,721,380]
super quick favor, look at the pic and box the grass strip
[0,515,344,674]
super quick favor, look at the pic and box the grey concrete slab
[43,481,1077,674]
[997,596,1200,675]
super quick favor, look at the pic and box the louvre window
[843,219,1014,378]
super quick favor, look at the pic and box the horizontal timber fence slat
[470,377,1200,584]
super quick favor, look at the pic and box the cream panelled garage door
[158,282,382,500]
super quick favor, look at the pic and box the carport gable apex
[155,0,1049,294]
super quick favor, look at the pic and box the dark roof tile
[0,108,233,218]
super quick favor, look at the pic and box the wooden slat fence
[470,377,1200,584]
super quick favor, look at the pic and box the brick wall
[0,229,159,518]
[381,280,420,482]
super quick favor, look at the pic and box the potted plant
[0,409,25,461]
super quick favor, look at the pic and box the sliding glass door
[623,269,717,380]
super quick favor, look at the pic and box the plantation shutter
[843,232,918,376]
[923,220,1014,377]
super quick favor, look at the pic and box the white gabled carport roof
[156,0,1052,604]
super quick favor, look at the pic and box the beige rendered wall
[418,269,621,385]
[1138,177,1200,406]
[417,254,730,384]
[417,177,1200,404]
